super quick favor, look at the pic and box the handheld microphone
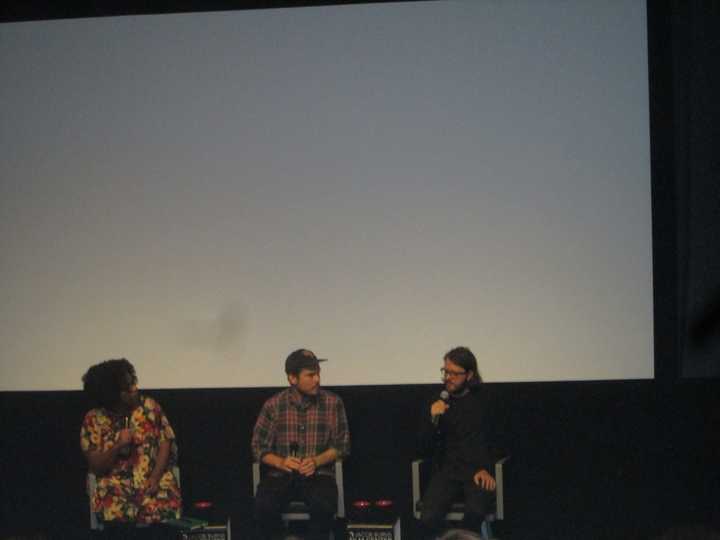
[288,442,299,475]
[432,390,450,427]
[118,416,131,459]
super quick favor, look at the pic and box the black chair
[411,457,508,540]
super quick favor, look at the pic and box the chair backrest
[87,466,181,529]
[411,457,508,521]
[87,473,100,530]
[494,456,507,520]
[252,461,345,519]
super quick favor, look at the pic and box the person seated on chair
[251,349,350,540]
[80,358,181,539]
[417,347,496,540]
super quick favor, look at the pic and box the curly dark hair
[82,358,137,410]
[444,346,482,388]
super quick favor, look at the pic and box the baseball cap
[285,349,327,374]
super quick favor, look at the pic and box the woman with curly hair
[80,358,181,538]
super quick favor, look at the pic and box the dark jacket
[417,387,495,475]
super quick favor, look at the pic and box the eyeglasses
[440,367,467,379]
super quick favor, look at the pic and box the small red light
[352,500,371,509]
[194,501,213,509]
[375,499,393,508]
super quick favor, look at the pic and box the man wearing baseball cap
[251,349,350,540]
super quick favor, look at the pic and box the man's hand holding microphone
[431,390,450,427]
[278,442,316,477]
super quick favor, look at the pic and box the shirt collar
[289,386,318,409]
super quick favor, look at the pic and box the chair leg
[481,520,493,540]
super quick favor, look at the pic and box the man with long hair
[417,347,496,539]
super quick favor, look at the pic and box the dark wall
[2,380,720,539]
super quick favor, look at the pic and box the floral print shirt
[80,395,182,523]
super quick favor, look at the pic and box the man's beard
[446,379,467,395]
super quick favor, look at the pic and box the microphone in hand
[118,416,132,459]
[286,442,300,475]
[431,390,450,427]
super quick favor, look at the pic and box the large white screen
[0,1,653,390]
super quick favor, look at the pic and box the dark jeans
[254,472,337,540]
[419,467,493,539]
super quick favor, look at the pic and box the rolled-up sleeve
[331,397,351,460]
[251,400,275,462]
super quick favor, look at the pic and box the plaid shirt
[251,387,350,475]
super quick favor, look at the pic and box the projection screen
[0,0,653,390]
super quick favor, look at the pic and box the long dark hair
[81,358,137,410]
[444,346,482,388]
